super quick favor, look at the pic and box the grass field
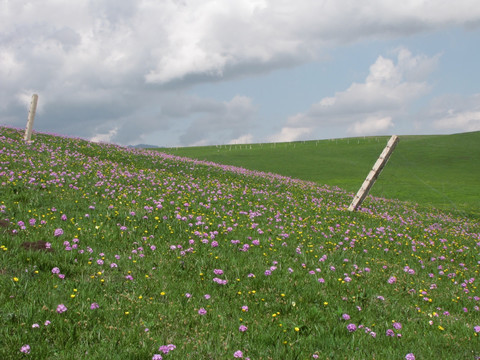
[1,126,479,359]
[160,132,480,218]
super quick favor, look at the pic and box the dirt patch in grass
[20,241,54,252]
[0,219,16,236]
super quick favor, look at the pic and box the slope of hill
[1,126,479,359]
[160,132,480,217]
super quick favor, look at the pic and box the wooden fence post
[24,94,38,142]
[347,135,399,211]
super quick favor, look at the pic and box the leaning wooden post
[347,135,399,211]
[24,94,39,142]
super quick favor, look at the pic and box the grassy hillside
[1,126,480,359]
[160,132,480,217]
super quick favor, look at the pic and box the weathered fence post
[347,135,399,211]
[24,94,38,142]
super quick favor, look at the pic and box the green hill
[1,126,479,359]
[160,132,480,217]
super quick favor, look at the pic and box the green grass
[1,126,479,359]
[160,132,480,218]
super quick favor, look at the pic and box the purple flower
[44,320,51,326]
[393,322,402,330]
[347,323,357,332]
[32,323,40,328]
[158,344,176,354]
[54,228,63,237]
[387,276,396,284]
[386,329,395,337]
[264,270,272,276]
[241,305,249,312]
[474,325,480,333]
[61,214,67,221]
[405,353,415,360]
[213,269,224,275]
[240,244,250,252]
[198,308,207,315]
[51,267,60,274]
[56,304,67,314]
[213,277,227,285]
[342,314,350,321]
[152,355,163,360]
[234,350,244,358]
[204,294,211,300]
[239,325,248,332]
[20,344,30,354]
[90,302,99,310]
[96,259,104,265]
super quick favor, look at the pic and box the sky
[1,0,480,147]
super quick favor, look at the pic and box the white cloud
[0,0,479,145]
[0,51,24,85]
[272,48,436,140]
[411,93,480,134]
[347,116,394,136]
[268,127,312,143]
[228,134,254,145]
[140,0,473,86]
[90,127,119,143]
[395,47,440,81]
[424,93,480,133]
[178,95,257,146]
[434,111,480,132]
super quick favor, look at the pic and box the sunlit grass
[1,126,479,359]
[160,132,480,218]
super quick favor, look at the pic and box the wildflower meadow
[1,126,479,359]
